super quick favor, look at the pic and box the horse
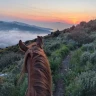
[18,36,52,96]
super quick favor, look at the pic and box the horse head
[19,36,43,52]
[18,36,52,96]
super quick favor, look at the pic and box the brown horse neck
[25,49,52,96]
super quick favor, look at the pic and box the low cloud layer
[0,30,48,48]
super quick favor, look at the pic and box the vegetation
[1,19,96,96]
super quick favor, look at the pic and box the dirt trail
[53,53,71,96]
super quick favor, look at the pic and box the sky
[0,0,96,25]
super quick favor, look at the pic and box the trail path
[53,53,71,96]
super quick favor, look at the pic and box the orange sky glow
[1,11,95,25]
[0,0,96,25]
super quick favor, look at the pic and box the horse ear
[19,40,28,52]
[36,36,43,48]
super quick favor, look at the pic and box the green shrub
[82,43,95,52]
[45,49,51,56]
[70,49,83,69]
[49,45,69,75]
[90,51,96,64]
[0,82,19,96]
[19,78,28,96]
[11,58,24,74]
[90,31,96,40]
[58,45,69,58]
[80,52,90,64]
[49,57,62,74]
[49,43,61,51]
[67,39,77,50]
[0,52,22,71]
[51,45,69,58]
[82,44,89,51]
[66,71,96,96]
[64,70,77,86]
[52,30,60,37]
[68,31,93,46]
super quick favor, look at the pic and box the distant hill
[0,21,52,32]
[27,21,72,31]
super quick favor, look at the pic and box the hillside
[0,21,52,32]
[0,19,96,96]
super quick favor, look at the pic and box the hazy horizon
[0,0,96,29]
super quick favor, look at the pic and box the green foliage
[51,30,60,37]
[19,77,28,96]
[64,70,77,87]
[49,57,62,74]
[70,49,83,70]
[68,31,93,46]
[66,71,96,96]
[50,45,69,74]
[90,31,96,40]
[2,19,96,96]
[53,45,69,58]
[65,44,96,96]
[0,52,22,71]
[44,48,51,56]
[82,43,95,52]
[0,82,14,96]
[0,79,19,96]
[80,52,90,64]
[66,39,78,50]
[49,43,61,51]
[59,45,69,57]
[90,51,96,64]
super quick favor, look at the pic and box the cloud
[0,30,47,48]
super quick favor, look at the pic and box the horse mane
[19,43,52,96]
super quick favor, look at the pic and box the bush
[67,39,78,50]
[52,30,60,37]
[0,82,19,96]
[49,43,61,51]
[19,78,28,96]
[88,43,94,51]
[49,45,69,74]
[90,51,96,64]
[11,58,24,74]
[0,52,22,71]
[44,47,51,56]
[70,49,83,69]
[59,45,69,57]
[90,31,96,40]
[80,21,87,26]
[80,52,90,64]
[49,57,62,74]
[66,71,96,96]
[82,43,95,52]
[68,31,93,46]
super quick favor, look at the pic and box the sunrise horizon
[0,12,95,25]
[0,0,96,27]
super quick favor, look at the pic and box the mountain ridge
[0,21,52,32]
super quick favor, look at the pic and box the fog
[0,30,49,48]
